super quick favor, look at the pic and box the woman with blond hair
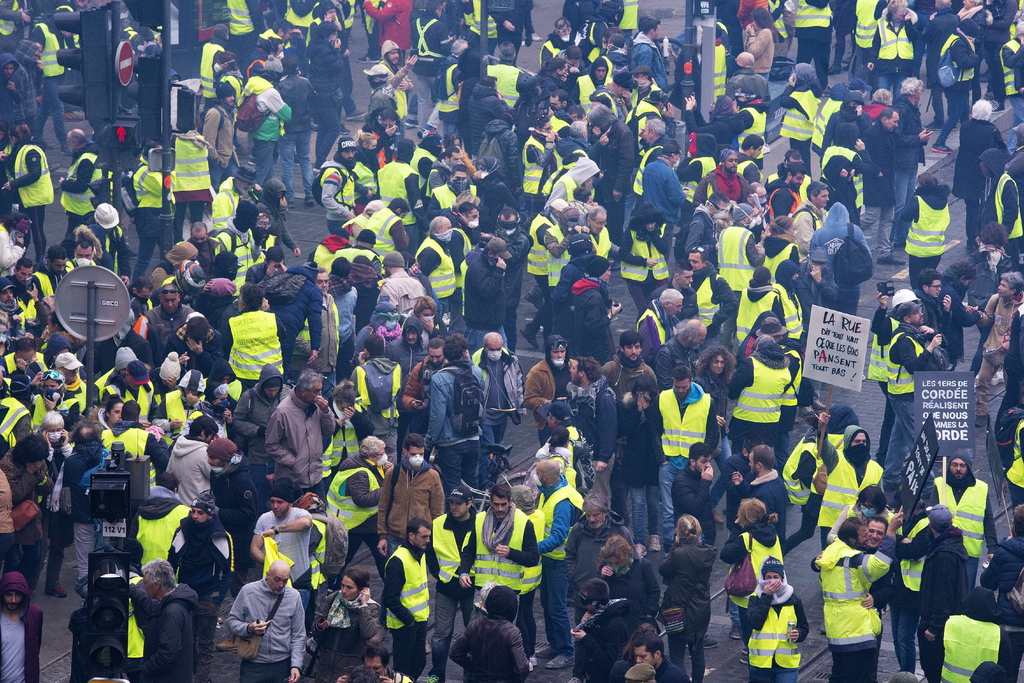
[720,498,783,648]
[659,515,717,683]
[596,534,661,631]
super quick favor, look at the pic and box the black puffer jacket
[209,454,258,570]
[573,600,632,683]
[981,535,1024,628]
[306,37,344,94]
[893,94,927,170]
[130,582,199,683]
[673,464,716,546]
[466,81,510,159]
[572,278,614,364]
[481,117,524,190]
[450,587,530,683]
[599,558,661,630]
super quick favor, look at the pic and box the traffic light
[55,8,114,124]
[96,117,141,171]
[86,546,129,674]
[127,55,163,144]
[122,0,163,30]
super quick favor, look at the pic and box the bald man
[226,560,307,683]
[726,51,770,104]
[472,331,525,485]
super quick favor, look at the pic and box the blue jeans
[36,75,67,145]
[430,590,475,680]
[965,554,980,588]
[1009,96,1024,150]
[466,327,506,355]
[890,603,920,672]
[479,420,508,486]
[936,89,969,147]
[883,398,916,493]
[250,138,278,186]
[891,167,919,248]
[878,74,905,99]
[630,484,660,542]
[210,158,238,190]
[659,461,678,544]
[436,439,480,493]
[540,557,573,656]
[749,664,799,683]
[278,130,314,203]
[311,92,341,167]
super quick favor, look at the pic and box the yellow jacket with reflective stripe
[695,276,719,326]
[385,546,430,628]
[14,144,53,208]
[467,0,497,37]
[366,208,401,252]
[659,389,711,461]
[734,357,790,423]
[636,308,668,348]
[60,151,99,215]
[590,228,611,258]
[782,433,844,504]
[228,311,284,380]
[39,24,65,77]
[763,242,799,280]
[378,163,418,226]
[995,174,1023,239]
[201,42,225,98]
[488,63,523,106]
[354,362,402,420]
[717,225,755,291]
[213,227,261,287]
[135,158,170,210]
[782,89,819,141]
[633,143,663,195]
[886,330,921,395]
[522,509,544,592]
[416,238,457,299]
[522,137,547,195]
[736,288,780,341]
[776,284,804,338]
[818,455,883,528]
[820,146,864,208]
[748,603,800,669]
[160,389,188,443]
[473,509,530,590]
[0,397,28,451]
[528,213,555,276]
[173,135,213,193]
[328,465,380,529]
[938,476,988,557]
[729,532,783,608]
[795,0,832,28]
[227,0,255,34]
[212,178,241,230]
[813,95,842,148]
[325,404,360,473]
[854,0,878,48]
[940,34,975,82]
[621,225,669,281]
[138,504,191,564]
[940,615,1001,683]
[545,225,569,286]
[433,512,476,583]
[876,16,914,61]
[868,317,897,381]
[539,484,584,560]
[906,196,949,257]
[899,516,929,591]
[817,539,890,648]
[1001,39,1022,97]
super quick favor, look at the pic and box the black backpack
[833,222,874,287]
[996,406,1024,468]
[312,166,332,207]
[441,366,483,437]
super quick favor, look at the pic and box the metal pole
[110,0,122,214]
[699,14,715,121]
[86,282,97,407]
[159,0,173,254]
[480,0,489,76]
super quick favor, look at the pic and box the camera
[877,281,895,297]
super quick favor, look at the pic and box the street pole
[480,0,489,79]
[159,0,173,255]
[700,12,715,121]
[110,0,122,214]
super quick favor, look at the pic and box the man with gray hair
[226,560,306,683]
[564,492,632,620]
[892,77,932,252]
[654,319,707,390]
[976,271,1024,421]
[265,368,335,497]
[637,287,684,363]
[129,558,198,683]
[417,215,469,333]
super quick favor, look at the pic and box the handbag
[218,592,285,660]
[11,500,39,532]
[661,606,686,633]
[723,536,757,597]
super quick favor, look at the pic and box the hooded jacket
[0,53,23,124]
[464,247,508,330]
[0,572,42,683]
[168,436,213,506]
[376,458,444,540]
[937,266,982,364]
[450,586,530,683]
[729,462,789,546]
[481,117,524,190]
[862,118,898,207]
[952,119,1004,202]
[385,318,428,383]
[899,522,969,633]
[269,265,324,350]
[721,518,779,568]
[808,203,871,276]
[265,390,336,488]
[232,364,289,466]
[130,581,199,683]
[168,514,233,601]
[467,81,510,158]
[893,93,928,169]
[255,178,298,251]
[572,277,614,364]
[13,40,37,123]
[982,147,1013,228]
[981,534,1024,628]
[601,556,661,630]
[573,600,632,683]
[565,511,633,588]
[209,454,258,565]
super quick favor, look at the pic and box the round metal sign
[55,265,131,342]
[116,40,134,87]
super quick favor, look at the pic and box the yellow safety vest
[437,63,459,113]
[621,226,669,281]
[467,0,497,37]
[714,42,727,100]
[385,546,430,628]
[658,389,711,460]
[416,239,457,299]
[940,615,1001,683]
[1002,39,1022,97]
[906,197,949,257]
[1012,420,1024,487]
[227,0,255,34]
[128,575,146,659]
[160,389,188,443]
[488,63,523,106]
[996,174,1023,239]
[545,225,569,286]
[734,357,790,423]
[522,509,544,592]
[39,24,65,77]
[0,397,28,451]
[378,163,418,227]
[813,97,843,152]
[717,225,755,291]
[285,0,315,27]
[729,532,783,608]
[763,242,800,280]
[14,145,53,208]
[736,288,780,342]
[538,485,584,560]
[212,178,240,230]
[200,42,225,98]
[818,540,887,648]
[354,363,401,420]
[795,0,832,28]
[137,504,191,564]
[868,317,898,381]
[173,136,213,193]
[899,516,929,591]
[366,208,401,252]
[877,18,913,60]
[636,308,668,348]
[695,276,719,326]
[633,144,663,195]
[818,456,883,528]
[310,518,327,588]
[938,476,988,557]
[327,466,381,529]
[854,0,878,48]
[60,151,99,215]
[775,284,804,338]
[681,157,716,201]
[940,34,975,82]
[820,146,864,208]
[432,512,476,583]
[782,434,844,504]
[212,228,260,287]
[748,603,800,669]
[523,137,546,195]
[473,509,530,590]
[528,214,554,276]
[135,159,168,210]
[781,90,819,142]
[324,403,359,474]
[0,0,19,36]
[886,330,921,395]
[228,311,284,380]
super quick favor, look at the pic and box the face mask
[532,472,544,487]
[210,466,224,475]
[449,179,468,193]
[48,432,62,443]
[75,257,91,267]
[467,219,479,229]
[551,358,565,368]
[714,210,728,221]
[435,229,454,242]
[422,314,435,323]
[477,171,489,179]
[847,443,869,461]
[558,31,571,39]
[486,350,502,361]
[408,455,425,469]
[385,319,398,330]
[860,507,876,517]
[0,334,7,344]
[376,455,389,466]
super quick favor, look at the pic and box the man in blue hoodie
[268,262,323,364]
[808,203,871,316]
[427,334,486,493]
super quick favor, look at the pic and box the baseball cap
[127,360,150,386]
[55,352,83,371]
[538,401,572,422]
[549,198,569,213]
[486,237,512,259]
[446,484,473,504]
[927,504,953,527]
[0,277,14,291]
[364,64,389,76]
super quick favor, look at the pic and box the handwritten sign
[802,305,870,391]
[913,372,975,460]
[901,414,939,533]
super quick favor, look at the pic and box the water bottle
[787,620,797,643]
[662,37,671,58]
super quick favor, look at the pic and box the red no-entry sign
[116,41,134,87]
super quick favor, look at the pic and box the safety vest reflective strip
[0,398,27,449]
[160,390,187,443]
[213,229,258,287]
[819,541,886,646]
[898,516,929,590]
[854,0,878,47]
[812,98,841,151]
[740,107,767,158]
[416,239,457,298]
[327,466,381,529]
[795,0,832,27]
[776,284,804,338]
[621,226,669,281]
[173,137,213,190]
[636,308,667,348]
[877,18,913,60]
[539,485,584,560]
[658,389,711,459]
[940,615,1001,683]
[385,546,430,628]
[416,18,443,57]
[138,505,191,564]
[620,0,639,28]
[729,532,783,607]
[528,214,554,275]
[355,364,402,419]
[15,145,53,208]
[227,0,255,33]
[102,427,151,460]
[0,0,17,35]
[200,42,225,97]
[820,146,863,208]
[886,330,921,395]
[523,138,546,194]
[468,0,497,37]
[438,65,459,111]
[737,289,780,341]
[370,211,400,252]
[763,243,799,280]
[941,34,975,82]
[1002,39,1021,97]
[522,509,544,592]
[868,317,897,381]
[325,419,356,473]
[714,43,726,100]
[681,157,716,199]
[633,144,663,195]
[995,174,1023,239]
[718,225,755,291]
[734,357,790,422]
[782,436,836,504]
[748,603,800,668]
[818,457,883,528]
[781,90,819,141]
[473,509,529,589]
[433,512,475,583]
[39,25,64,76]
[906,197,949,257]
[60,152,99,214]
[128,575,145,658]
[228,311,284,379]
[939,476,988,557]
[212,179,240,230]
[488,64,522,106]
[694,276,719,326]
[546,225,569,286]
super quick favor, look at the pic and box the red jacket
[363,0,412,49]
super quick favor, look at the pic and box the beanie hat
[751,265,772,288]
[178,369,206,393]
[190,490,219,516]
[215,81,235,101]
[761,557,785,579]
[160,352,181,381]
[775,259,799,284]
[269,478,300,504]
[115,346,138,373]
[9,374,30,400]
[383,251,406,268]
[208,278,237,297]
[234,201,259,233]
[207,437,238,462]
[586,255,611,278]
[969,663,1008,683]
[568,232,594,257]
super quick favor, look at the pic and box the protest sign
[901,414,939,533]
[913,371,974,459]
[802,305,870,392]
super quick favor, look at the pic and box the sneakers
[544,654,575,669]
[648,535,661,552]
[994,369,1004,385]
[45,586,67,598]
[931,144,953,154]
[877,255,905,266]
[634,543,647,558]
[520,326,539,349]
[534,645,556,658]
[568,677,583,683]
[347,110,366,121]
[704,637,718,648]
[712,510,724,525]
[305,197,315,208]
[729,623,741,640]
[428,675,440,683]
[529,656,537,671]
[923,120,944,130]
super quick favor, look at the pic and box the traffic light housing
[56,8,114,124]
[126,55,163,144]
[96,117,141,172]
[122,0,163,30]
[86,546,129,674]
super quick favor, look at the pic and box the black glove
[257,426,266,439]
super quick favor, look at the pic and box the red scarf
[714,167,742,201]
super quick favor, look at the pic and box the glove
[257,426,266,438]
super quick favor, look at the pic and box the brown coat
[377,463,443,540]
[1,454,52,544]
[745,28,775,74]
[693,170,752,206]
[400,360,430,412]
[524,361,557,430]
[0,468,13,534]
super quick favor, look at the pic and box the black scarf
[178,516,230,577]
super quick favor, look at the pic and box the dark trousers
[986,41,1007,105]
[391,621,427,680]
[964,196,982,247]
[782,493,822,555]
[45,512,71,591]
[908,254,941,289]
[517,588,538,657]
[193,596,218,683]
[523,275,552,338]
[917,625,944,683]
[24,205,46,263]
[668,632,705,683]
[345,531,387,577]
[174,200,207,243]
[1000,628,1024,682]
[829,647,879,683]
[875,381,895,466]
[239,657,292,683]
[796,37,830,97]
[132,208,161,279]
[312,92,342,168]
[63,212,92,252]
[596,186,625,245]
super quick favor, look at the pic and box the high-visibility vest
[621,226,669,281]
[940,34,975,82]
[681,157,716,201]
[854,0,878,48]
[432,512,476,583]
[763,242,800,280]
[813,97,843,151]
[1012,419,1024,487]
[431,183,476,212]
[378,163,418,226]
[310,518,327,588]
[528,214,555,276]
[626,100,661,141]
[60,151,99,215]
[886,330,921,395]
[0,397,28,451]
[868,317,897,381]
[416,17,443,59]
[285,0,315,27]
[940,615,1001,683]
[818,455,883,528]
[739,106,767,151]
[795,0,832,28]
[775,284,804,338]
[99,382,152,421]
[416,239,457,299]
[467,0,497,37]
[135,159,167,210]
[782,434,844,504]
[736,288,780,342]
[128,575,146,659]
[906,196,949,257]
[819,540,886,648]
[995,174,1023,239]
[768,173,812,203]
[877,17,913,60]
[473,509,529,590]
[546,225,569,286]
[695,276,719,327]
[636,307,668,348]
[590,228,611,258]
[733,357,790,423]
[620,0,639,29]
[820,146,864,208]
[538,485,584,560]
[212,178,241,230]
[102,427,151,460]
[714,41,727,100]
[717,225,755,291]
[781,89,819,141]
[212,228,260,287]
[522,509,544,592]
[317,165,356,209]
[523,137,546,195]
[324,404,360,475]
[200,42,225,99]
[488,63,523,106]
[729,532,783,608]
[14,145,53,208]
[173,136,212,193]
[633,144,663,195]
[410,148,436,195]
[0,0,19,36]
[227,0,255,34]
[39,24,65,77]
[385,546,430,628]
[659,389,711,461]
[748,603,800,669]
[899,516,929,591]
[366,208,401,252]
[228,311,284,380]
[1002,39,1022,97]
[354,362,401,420]
[137,504,191,564]
[327,466,380,529]
[436,63,459,113]
[938,476,988,557]
[160,389,188,443]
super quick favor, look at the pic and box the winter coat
[660,543,717,644]
[336,454,387,536]
[869,11,919,75]
[893,94,928,169]
[673,465,717,546]
[268,265,324,351]
[614,393,663,487]
[981,535,1024,628]
[497,223,530,308]
[130,582,199,683]
[793,261,839,326]
[384,318,428,384]
[377,460,444,539]
[938,267,982,365]
[0,453,51,544]
[572,277,614,363]
[63,440,106,525]
[466,82,510,159]
[474,346,526,415]
[599,558,661,629]
[906,526,969,633]
[450,600,530,683]
[464,249,507,330]
[589,120,635,196]
[481,117,523,190]
[266,392,336,488]
[654,337,701,390]
[944,34,982,93]
[525,358,571,429]
[0,572,41,683]
[642,157,687,224]
[167,437,212,506]
[277,73,314,134]
[728,470,789,545]
[568,374,618,464]
[232,365,289,466]
[952,119,1004,201]
[363,0,413,48]
[552,253,591,338]
[922,7,959,86]
[307,37,345,94]
[574,600,632,683]
[565,512,634,590]
[808,204,870,275]
[0,53,23,124]
[426,360,486,445]
[168,515,233,601]
[209,455,258,568]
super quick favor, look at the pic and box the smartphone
[876,280,895,297]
